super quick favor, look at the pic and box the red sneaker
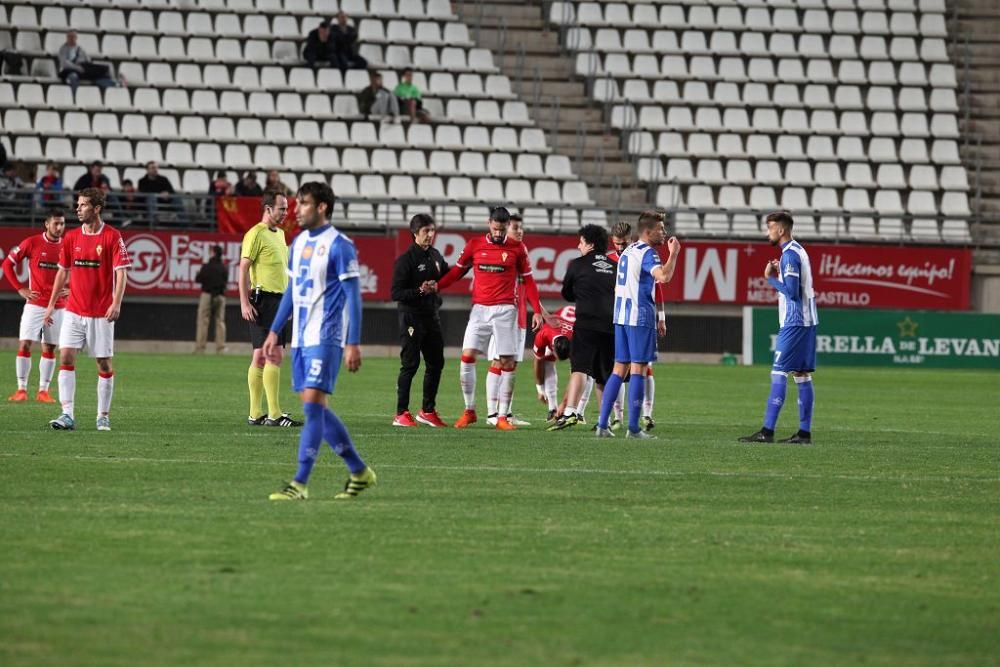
[392,411,418,427]
[453,409,477,429]
[7,389,28,402]
[415,410,446,428]
[35,390,57,403]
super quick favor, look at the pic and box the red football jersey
[515,277,527,328]
[59,223,131,317]
[532,305,576,358]
[455,235,533,307]
[5,233,67,308]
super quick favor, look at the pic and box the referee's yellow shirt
[241,222,289,293]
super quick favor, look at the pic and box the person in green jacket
[394,68,430,123]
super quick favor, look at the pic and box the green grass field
[1,352,998,667]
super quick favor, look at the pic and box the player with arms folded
[3,209,68,403]
[266,181,376,501]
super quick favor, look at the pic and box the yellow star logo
[897,316,919,338]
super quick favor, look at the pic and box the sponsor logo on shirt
[38,261,59,270]
[74,259,101,268]
[477,264,507,273]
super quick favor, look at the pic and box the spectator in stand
[209,171,233,197]
[137,161,183,224]
[302,19,336,69]
[119,178,141,224]
[234,171,264,197]
[0,162,28,217]
[358,70,400,121]
[72,161,111,192]
[394,68,430,123]
[36,162,64,210]
[265,170,293,197]
[57,31,118,96]
[331,11,368,73]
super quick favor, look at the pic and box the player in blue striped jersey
[740,211,818,445]
[596,211,680,439]
[264,181,376,500]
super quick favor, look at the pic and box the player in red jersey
[3,209,69,403]
[485,214,533,426]
[43,188,131,431]
[531,305,575,420]
[608,221,667,432]
[431,206,552,430]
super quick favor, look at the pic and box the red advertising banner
[0,226,397,301]
[402,230,973,310]
[1,225,971,310]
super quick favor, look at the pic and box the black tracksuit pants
[396,311,445,414]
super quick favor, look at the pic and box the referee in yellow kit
[238,189,302,427]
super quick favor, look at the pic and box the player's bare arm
[652,237,682,284]
[764,259,779,279]
[261,330,278,360]
[43,266,69,326]
[18,287,39,301]
[238,257,257,322]
[105,267,127,322]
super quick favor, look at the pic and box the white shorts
[19,304,63,345]
[488,324,526,362]
[59,311,115,358]
[462,304,518,357]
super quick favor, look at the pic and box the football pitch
[1,352,997,667]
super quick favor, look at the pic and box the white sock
[460,359,476,410]
[58,368,76,418]
[97,373,114,416]
[15,354,31,390]
[543,363,558,411]
[497,369,516,416]
[576,376,594,416]
[643,371,655,417]
[39,354,56,391]
[614,383,625,421]
[485,367,501,416]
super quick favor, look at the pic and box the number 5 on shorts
[308,358,323,379]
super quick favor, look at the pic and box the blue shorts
[772,326,817,373]
[614,324,657,364]
[291,344,343,394]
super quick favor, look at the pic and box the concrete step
[574,161,637,180]
[452,1,543,21]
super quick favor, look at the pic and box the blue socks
[598,373,624,429]
[295,403,367,483]
[323,406,366,474]
[762,372,788,432]
[795,376,814,434]
[627,374,644,434]
[294,402,325,484]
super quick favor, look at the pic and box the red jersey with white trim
[4,233,67,308]
[532,305,576,358]
[456,234,533,307]
[59,223,131,317]
[515,276,527,328]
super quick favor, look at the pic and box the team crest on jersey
[317,244,327,257]
[407,327,414,337]
[302,245,314,260]
[501,252,508,262]
[96,244,103,256]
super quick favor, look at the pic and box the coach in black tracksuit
[559,224,617,416]
[391,214,449,425]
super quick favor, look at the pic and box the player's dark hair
[78,187,105,210]
[261,188,285,211]
[409,213,435,237]
[579,224,608,251]
[46,207,66,221]
[611,220,632,241]
[553,335,571,361]
[637,210,666,233]
[297,181,336,219]
[489,206,510,223]
[509,213,523,224]
[766,210,794,230]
